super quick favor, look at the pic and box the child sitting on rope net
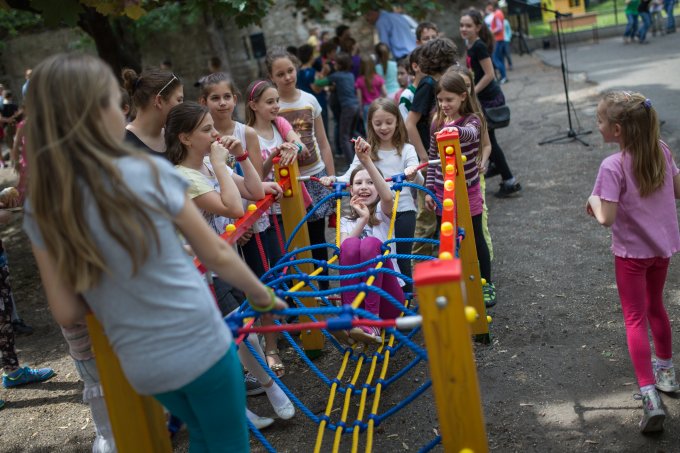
[336,137,406,345]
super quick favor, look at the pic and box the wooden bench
[549,12,599,42]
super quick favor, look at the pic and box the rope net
[216,167,455,453]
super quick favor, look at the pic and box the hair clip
[643,98,652,110]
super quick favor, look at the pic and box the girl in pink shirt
[355,56,386,129]
[587,91,680,434]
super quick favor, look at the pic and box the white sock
[265,382,290,408]
[503,177,516,186]
[654,357,673,370]
[640,384,656,394]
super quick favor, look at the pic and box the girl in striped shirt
[425,70,496,307]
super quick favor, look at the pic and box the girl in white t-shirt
[338,138,405,345]
[165,101,295,426]
[266,48,336,291]
[328,98,420,292]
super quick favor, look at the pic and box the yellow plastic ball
[225,224,236,234]
[445,146,454,155]
[444,180,454,191]
[480,278,487,286]
[247,204,257,212]
[443,198,454,211]
[460,449,475,453]
[487,315,493,323]
[465,306,478,323]
[279,168,289,177]
[439,251,453,260]
[461,155,467,163]
[284,189,292,197]
[441,221,453,235]
[445,164,455,174]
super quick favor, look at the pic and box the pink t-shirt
[592,142,680,258]
[355,74,385,106]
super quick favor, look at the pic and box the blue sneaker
[2,366,55,388]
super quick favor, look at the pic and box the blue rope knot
[353,420,369,432]
[374,352,385,361]
[367,413,381,427]
[224,314,244,338]
[375,378,387,386]
[319,414,332,425]
[333,181,347,198]
[361,383,374,391]
[346,383,356,392]
[336,420,348,430]
[380,243,390,254]
[331,378,343,387]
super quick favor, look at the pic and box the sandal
[329,329,356,346]
[349,326,383,345]
[265,349,285,377]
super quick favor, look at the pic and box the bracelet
[295,143,303,154]
[235,150,250,162]
[249,287,277,312]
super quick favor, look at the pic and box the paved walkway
[534,30,680,133]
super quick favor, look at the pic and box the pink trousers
[615,256,673,387]
[340,237,404,319]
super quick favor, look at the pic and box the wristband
[295,143,303,154]
[235,150,250,162]
[249,287,277,312]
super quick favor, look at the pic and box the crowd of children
[2,3,679,451]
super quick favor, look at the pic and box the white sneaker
[246,408,274,430]
[652,358,680,393]
[635,389,665,433]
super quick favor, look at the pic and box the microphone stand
[538,6,592,147]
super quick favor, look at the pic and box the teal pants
[154,345,248,453]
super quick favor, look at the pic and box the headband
[157,74,178,97]
[249,80,267,101]
[643,98,652,110]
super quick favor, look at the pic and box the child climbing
[329,98,420,293]
[587,91,680,433]
[338,137,405,345]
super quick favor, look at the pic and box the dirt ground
[1,52,679,453]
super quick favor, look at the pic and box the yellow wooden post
[275,158,324,354]
[435,131,488,335]
[414,259,488,453]
[86,315,171,453]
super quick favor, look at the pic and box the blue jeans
[639,12,652,42]
[154,346,248,453]
[664,0,676,30]
[624,13,639,37]
[492,42,507,80]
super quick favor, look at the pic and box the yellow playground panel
[541,0,586,22]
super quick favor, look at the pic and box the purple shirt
[592,142,680,258]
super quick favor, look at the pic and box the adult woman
[460,9,521,198]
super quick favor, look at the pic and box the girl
[266,49,337,291]
[355,56,387,128]
[339,138,405,344]
[424,70,496,307]
[460,9,521,198]
[587,91,680,433]
[24,53,285,452]
[165,101,295,425]
[329,98,420,293]
[448,65,494,265]
[245,78,304,377]
[122,68,183,154]
[198,73,264,179]
[375,43,399,99]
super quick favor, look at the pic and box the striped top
[426,114,482,210]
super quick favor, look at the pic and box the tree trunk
[202,8,232,77]
[77,7,141,79]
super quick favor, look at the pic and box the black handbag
[484,104,511,129]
